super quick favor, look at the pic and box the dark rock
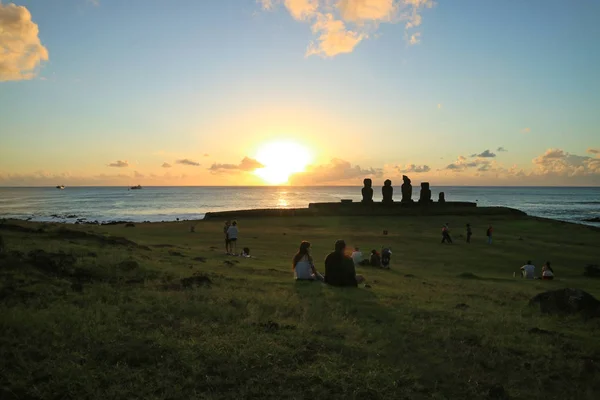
[488,384,509,399]
[455,303,470,310]
[117,260,139,271]
[400,175,412,203]
[458,272,480,279]
[583,217,600,223]
[529,288,600,318]
[364,284,372,289]
[438,192,446,203]
[193,257,207,263]
[180,273,212,288]
[382,179,394,203]
[528,327,560,336]
[168,250,184,257]
[223,260,239,266]
[125,223,136,228]
[361,178,374,203]
[584,264,600,278]
[66,214,77,219]
[419,182,432,203]
[404,274,415,278]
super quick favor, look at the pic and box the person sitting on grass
[351,246,363,266]
[542,261,554,280]
[369,249,381,267]
[521,260,535,279]
[381,247,392,269]
[226,221,238,255]
[324,240,365,287]
[293,241,323,281]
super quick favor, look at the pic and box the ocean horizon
[1,186,599,226]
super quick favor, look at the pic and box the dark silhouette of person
[324,240,365,287]
[370,249,381,267]
[441,223,453,244]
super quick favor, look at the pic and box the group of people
[351,247,392,269]
[520,261,554,280]
[292,240,366,287]
[441,223,493,244]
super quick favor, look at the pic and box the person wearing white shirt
[351,247,363,266]
[293,241,323,281]
[521,261,535,279]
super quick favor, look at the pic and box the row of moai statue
[361,176,445,203]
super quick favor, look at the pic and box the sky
[1,0,599,186]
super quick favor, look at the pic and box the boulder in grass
[529,288,600,318]
[584,264,600,278]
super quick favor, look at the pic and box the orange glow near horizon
[254,141,313,185]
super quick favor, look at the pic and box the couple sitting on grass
[521,260,554,280]
[293,240,365,287]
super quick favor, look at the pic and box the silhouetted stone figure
[382,180,394,203]
[438,192,446,203]
[419,182,432,203]
[401,175,413,203]
[361,178,374,203]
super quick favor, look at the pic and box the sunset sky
[1,0,599,186]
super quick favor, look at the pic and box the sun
[254,141,312,185]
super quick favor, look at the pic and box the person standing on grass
[521,260,535,279]
[466,223,472,243]
[324,239,365,287]
[223,220,231,254]
[227,221,239,255]
[486,225,493,244]
[441,223,453,244]
[293,241,324,282]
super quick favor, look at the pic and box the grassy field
[1,214,600,400]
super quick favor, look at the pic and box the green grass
[1,214,600,399]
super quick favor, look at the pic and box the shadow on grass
[457,272,515,283]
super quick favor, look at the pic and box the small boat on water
[56,185,65,190]
[130,185,142,190]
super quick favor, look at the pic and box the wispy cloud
[521,127,531,134]
[203,153,210,157]
[108,160,129,168]
[0,3,49,82]
[470,150,496,158]
[397,164,431,173]
[176,159,200,167]
[497,147,508,152]
[260,0,435,57]
[587,148,599,155]
[209,157,264,173]
[161,162,172,168]
[134,171,144,178]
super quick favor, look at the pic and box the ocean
[0,186,599,226]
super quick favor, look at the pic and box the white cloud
[261,0,434,57]
[397,163,430,173]
[0,3,49,81]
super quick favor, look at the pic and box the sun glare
[254,141,312,185]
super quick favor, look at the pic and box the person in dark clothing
[324,240,365,287]
[466,223,472,243]
[369,249,381,267]
[381,248,392,269]
[441,223,453,244]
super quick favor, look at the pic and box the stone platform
[203,202,526,220]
